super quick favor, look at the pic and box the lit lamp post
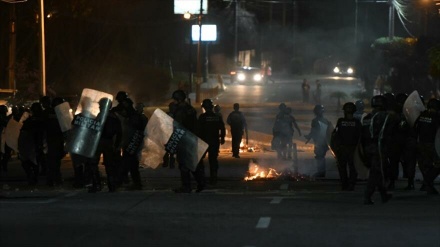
[195,0,203,103]
[38,0,46,96]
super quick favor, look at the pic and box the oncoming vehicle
[332,62,355,77]
[230,67,263,83]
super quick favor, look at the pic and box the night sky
[0,0,438,98]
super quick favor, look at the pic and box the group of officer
[169,90,226,193]
[0,91,148,193]
[332,93,440,205]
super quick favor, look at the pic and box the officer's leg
[175,153,192,193]
[208,145,219,185]
[336,152,349,190]
[314,145,327,177]
[129,154,142,190]
[192,160,206,192]
[347,148,358,190]
[404,146,417,190]
[1,144,12,172]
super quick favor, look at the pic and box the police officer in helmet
[199,99,226,185]
[171,90,205,193]
[332,102,362,191]
[360,95,393,204]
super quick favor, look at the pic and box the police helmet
[30,102,43,116]
[383,93,396,111]
[0,105,8,115]
[355,100,364,112]
[313,105,324,115]
[370,95,387,109]
[51,97,66,108]
[214,104,221,113]
[427,98,440,111]
[201,99,214,110]
[172,90,186,102]
[395,93,408,106]
[342,102,356,114]
[279,103,287,111]
[40,96,52,109]
[116,91,128,102]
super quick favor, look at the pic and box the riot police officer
[304,105,331,178]
[360,95,393,204]
[171,90,205,193]
[198,99,226,185]
[44,97,66,187]
[332,102,362,191]
[414,98,440,194]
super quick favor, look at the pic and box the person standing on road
[198,99,226,185]
[331,102,361,191]
[313,80,322,105]
[301,79,310,103]
[272,104,301,159]
[171,90,205,193]
[226,103,248,158]
[414,98,440,195]
[264,64,275,84]
[304,105,331,178]
[360,95,393,205]
[0,105,9,176]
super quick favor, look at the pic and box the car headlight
[347,67,354,74]
[253,74,262,81]
[333,67,340,73]
[237,73,246,81]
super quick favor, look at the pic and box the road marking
[270,197,283,204]
[256,217,271,229]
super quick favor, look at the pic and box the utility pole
[39,0,46,96]
[388,0,395,40]
[8,4,16,90]
[234,0,238,66]
[195,0,203,103]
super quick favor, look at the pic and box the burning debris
[244,159,311,181]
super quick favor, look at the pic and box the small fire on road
[244,159,311,181]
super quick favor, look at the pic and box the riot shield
[65,88,113,158]
[54,101,73,132]
[4,118,22,152]
[403,90,425,127]
[141,108,208,171]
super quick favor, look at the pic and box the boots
[73,166,84,188]
[87,170,102,193]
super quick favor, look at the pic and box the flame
[244,163,281,181]
[244,160,311,181]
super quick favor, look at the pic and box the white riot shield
[5,118,22,152]
[141,108,209,171]
[403,90,425,127]
[54,101,73,132]
[66,88,113,158]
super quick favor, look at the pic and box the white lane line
[270,197,283,204]
[255,217,271,229]
[280,183,289,190]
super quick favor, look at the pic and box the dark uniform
[332,102,361,191]
[97,110,122,192]
[121,99,146,190]
[171,90,205,193]
[198,99,226,185]
[360,96,393,204]
[18,103,46,185]
[305,105,331,178]
[226,103,247,158]
[44,100,66,186]
[414,98,440,194]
